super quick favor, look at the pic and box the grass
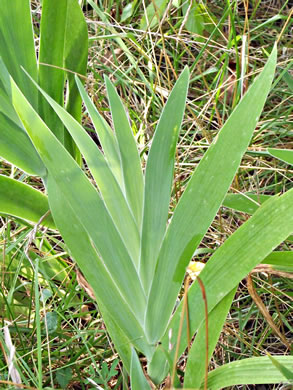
[0,0,292,388]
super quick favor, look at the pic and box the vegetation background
[0,0,292,389]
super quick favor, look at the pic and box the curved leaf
[0,175,54,228]
[268,148,293,165]
[148,189,293,383]
[204,356,293,389]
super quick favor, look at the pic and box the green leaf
[283,70,293,92]
[105,76,144,227]
[262,251,293,272]
[268,148,293,165]
[182,2,204,37]
[98,300,132,373]
[0,175,54,228]
[39,0,67,141]
[140,0,168,30]
[204,356,293,389]
[39,0,88,157]
[184,289,236,389]
[56,367,72,388]
[47,175,152,359]
[0,0,38,108]
[0,58,45,177]
[222,193,271,214]
[44,312,59,334]
[146,45,277,344]
[130,348,152,390]
[267,354,293,381]
[27,73,140,265]
[149,189,293,383]
[10,79,151,355]
[121,1,137,23]
[75,76,123,188]
[140,67,189,292]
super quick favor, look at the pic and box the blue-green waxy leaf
[139,67,189,293]
[268,148,293,165]
[25,72,140,266]
[146,45,277,344]
[0,0,38,108]
[130,348,152,390]
[47,175,153,359]
[204,356,293,389]
[0,175,54,228]
[75,76,123,188]
[149,189,293,383]
[10,78,147,326]
[39,0,88,157]
[105,76,144,227]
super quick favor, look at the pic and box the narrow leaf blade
[105,77,144,227]
[0,175,54,228]
[205,356,293,389]
[140,67,189,292]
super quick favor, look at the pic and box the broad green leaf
[268,148,293,165]
[105,77,144,227]
[204,356,293,389]
[140,67,189,292]
[98,300,132,373]
[223,193,271,214]
[63,0,88,124]
[39,0,67,141]
[47,175,153,359]
[121,1,137,23]
[222,194,293,242]
[267,354,293,381]
[10,78,147,324]
[0,110,46,176]
[130,348,152,390]
[146,45,277,344]
[148,189,293,383]
[27,73,140,265]
[0,175,54,228]
[140,0,168,30]
[262,251,293,272]
[0,0,38,109]
[184,289,236,389]
[75,76,123,188]
[39,0,88,158]
[182,2,204,37]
